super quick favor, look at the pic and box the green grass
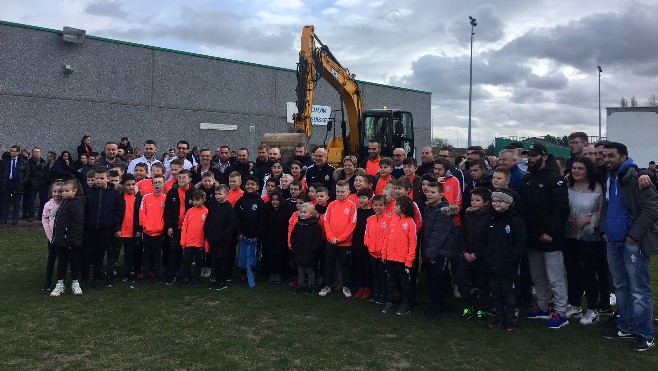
[1,228,658,370]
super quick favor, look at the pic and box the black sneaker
[104,278,114,288]
[92,280,103,290]
[211,282,227,291]
[604,329,635,340]
[382,302,395,314]
[305,286,315,295]
[165,276,176,286]
[295,286,306,294]
[396,304,411,316]
[633,336,655,351]
[41,283,52,292]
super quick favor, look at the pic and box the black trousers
[564,238,605,309]
[456,258,490,311]
[183,247,205,281]
[142,233,164,276]
[324,243,351,288]
[386,261,411,306]
[352,244,372,289]
[81,228,112,282]
[121,237,137,277]
[370,255,388,298]
[45,242,58,284]
[167,229,183,279]
[489,273,516,327]
[56,245,80,281]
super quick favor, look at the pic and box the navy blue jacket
[84,185,125,233]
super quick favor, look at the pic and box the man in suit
[1,145,30,225]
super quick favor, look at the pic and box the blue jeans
[607,241,655,339]
[238,238,258,288]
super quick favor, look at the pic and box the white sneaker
[453,283,461,298]
[318,286,331,297]
[580,309,599,325]
[566,305,582,318]
[610,293,617,306]
[50,283,65,297]
[201,267,211,278]
[71,282,83,295]
[343,287,352,298]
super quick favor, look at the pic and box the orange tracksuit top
[384,201,423,231]
[137,179,154,196]
[288,212,299,249]
[365,158,381,176]
[140,192,166,236]
[364,214,391,258]
[180,206,208,249]
[375,174,392,196]
[227,188,244,207]
[443,176,462,227]
[323,198,357,246]
[164,178,176,195]
[120,192,136,238]
[382,215,417,267]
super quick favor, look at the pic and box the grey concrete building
[0,20,431,161]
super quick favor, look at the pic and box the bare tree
[431,138,452,153]
[648,94,658,107]
[621,97,628,107]
[630,96,637,107]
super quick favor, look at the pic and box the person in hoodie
[462,159,494,219]
[476,189,526,331]
[82,167,125,290]
[601,142,658,351]
[205,184,236,291]
[291,202,324,294]
[234,175,266,288]
[50,180,85,297]
[263,190,294,284]
[518,143,571,329]
[457,186,493,320]
[286,143,314,175]
[422,181,459,321]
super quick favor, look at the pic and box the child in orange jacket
[139,174,167,280]
[318,180,357,298]
[180,190,209,285]
[364,194,390,304]
[381,195,417,316]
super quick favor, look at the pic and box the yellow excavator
[262,25,415,166]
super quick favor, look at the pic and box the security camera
[63,64,74,74]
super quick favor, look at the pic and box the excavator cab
[361,109,414,160]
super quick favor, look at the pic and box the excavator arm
[293,25,365,161]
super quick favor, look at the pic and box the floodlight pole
[468,16,477,147]
[597,66,602,139]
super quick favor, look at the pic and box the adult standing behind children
[601,142,658,351]
[93,142,128,171]
[127,140,161,177]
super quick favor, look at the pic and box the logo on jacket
[202,214,207,220]
[252,204,258,211]
[325,175,330,181]
[344,208,350,214]
[446,186,451,192]
[538,184,544,188]
[402,222,409,230]
[381,222,388,229]
[505,225,511,233]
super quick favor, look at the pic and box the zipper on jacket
[96,189,103,229]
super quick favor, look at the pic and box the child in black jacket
[263,191,294,284]
[476,189,526,331]
[291,203,323,294]
[50,180,85,297]
[456,187,493,320]
[234,176,265,288]
[205,185,236,290]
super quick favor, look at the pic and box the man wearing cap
[518,142,571,329]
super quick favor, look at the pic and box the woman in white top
[564,157,605,324]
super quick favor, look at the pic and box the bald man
[304,148,336,192]
[391,148,406,179]
[416,146,435,177]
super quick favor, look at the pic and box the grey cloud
[495,6,658,75]
[84,0,128,19]
[525,72,568,90]
[448,5,506,45]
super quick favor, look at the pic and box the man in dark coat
[0,145,30,224]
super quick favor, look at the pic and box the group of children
[41,155,528,330]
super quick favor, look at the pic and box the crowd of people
[2,132,657,351]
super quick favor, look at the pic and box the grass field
[1,226,658,370]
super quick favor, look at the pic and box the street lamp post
[597,66,602,140]
[468,16,477,147]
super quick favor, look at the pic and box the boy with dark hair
[314,186,330,285]
[227,171,244,207]
[375,157,394,196]
[423,181,459,321]
[352,188,375,299]
[234,175,266,288]
[364,194,391,304]
[163,169,195,285]
[457,186,492,320]
[180,190,209,286]
[82,167,125,290]
[118,174,142,282]
[288,180,303,208]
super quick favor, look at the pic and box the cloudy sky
[4,0,658,147]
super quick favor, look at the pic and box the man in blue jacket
[601,142,658,352]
